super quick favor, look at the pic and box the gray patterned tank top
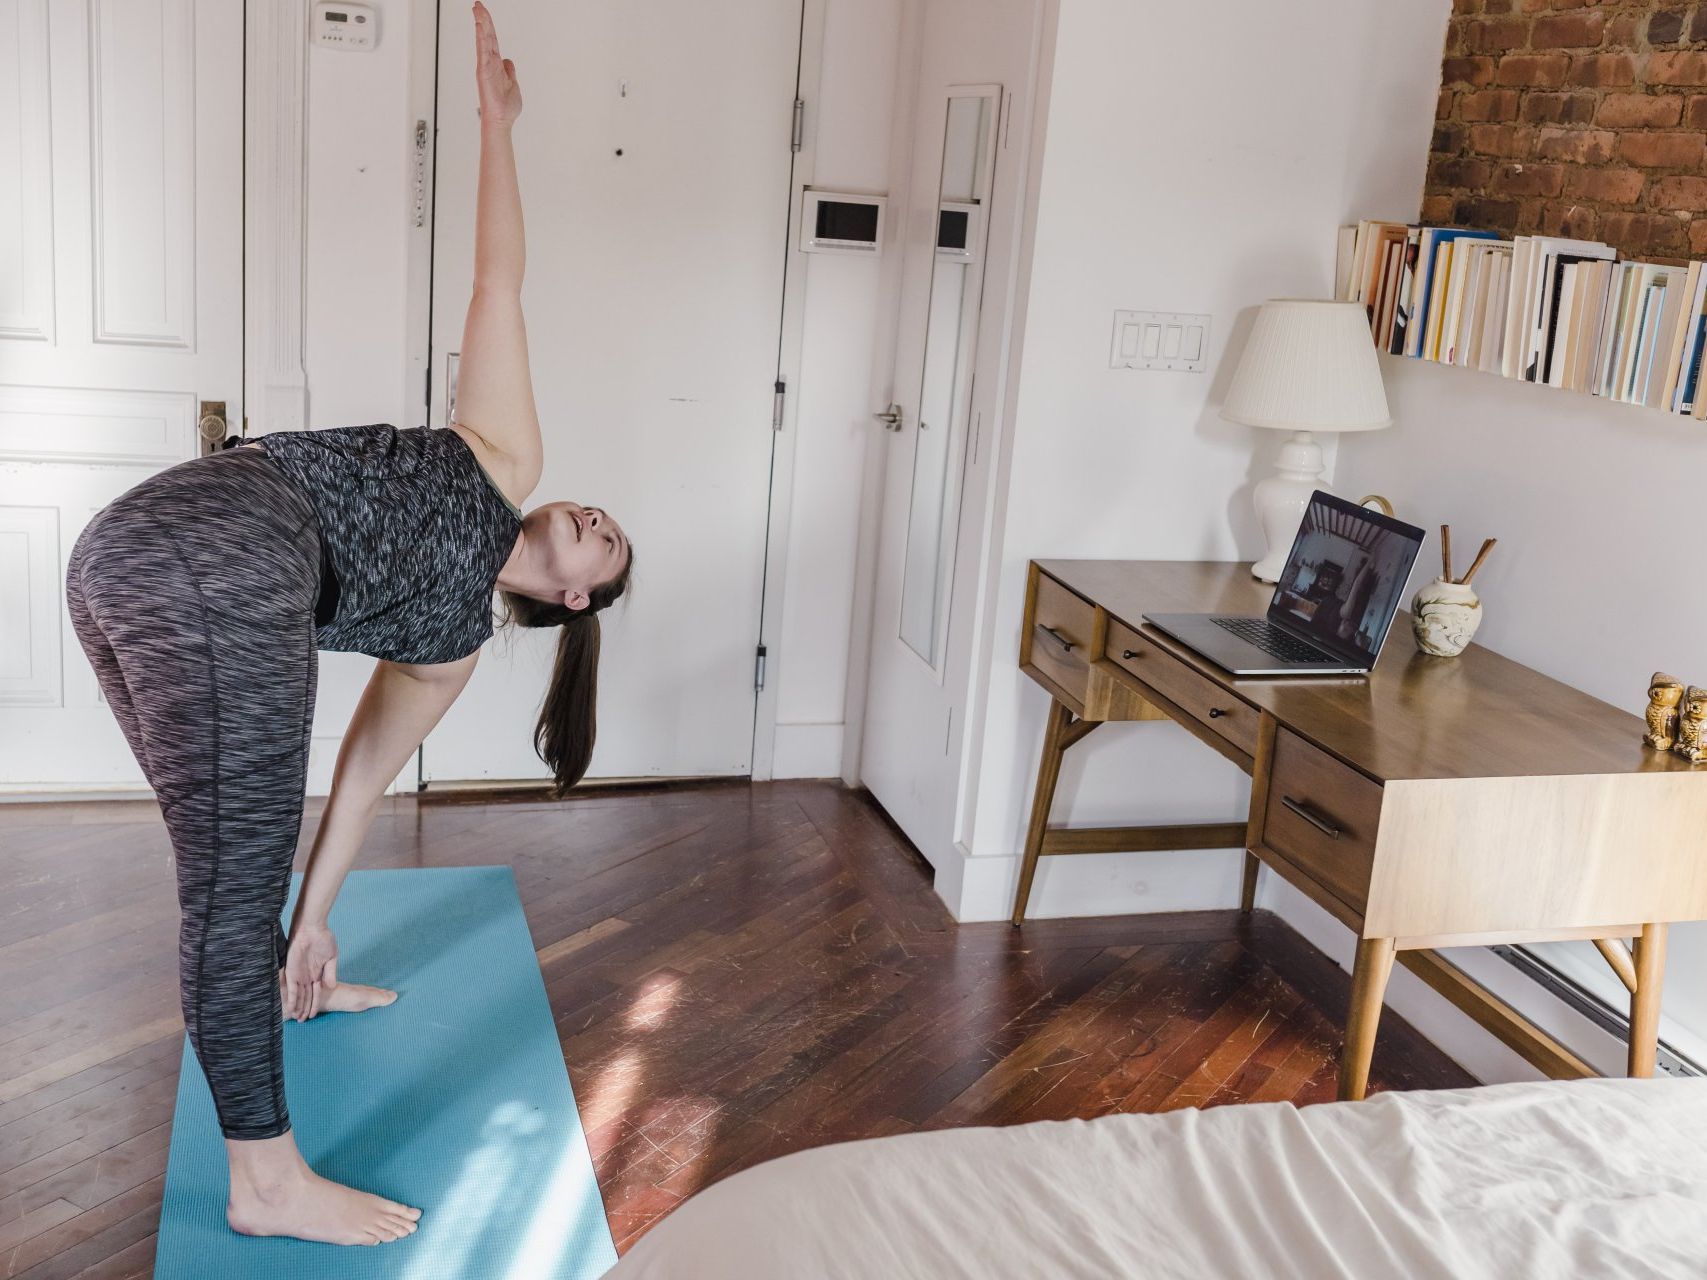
[257,424,523,664]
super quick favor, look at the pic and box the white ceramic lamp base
[1250,430,1326,583]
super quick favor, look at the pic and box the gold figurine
[1675,686,1707,765]
[1645,672,1685,751]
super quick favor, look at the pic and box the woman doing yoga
[62,4,619,1247]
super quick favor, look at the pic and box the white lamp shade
[1220,299,1392,432]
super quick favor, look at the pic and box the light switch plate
[1110,310,1210,372]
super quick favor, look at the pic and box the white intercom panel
[800,190,886,256]
[314,2,377,50]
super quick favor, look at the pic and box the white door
[859,80,1004,857]
[423,1,802,783]
[859,0,1044,863]
[0,0,243,792]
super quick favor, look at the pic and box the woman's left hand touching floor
[282,921,398,1021]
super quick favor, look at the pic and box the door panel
[423,1,801,782]
[0,0,241,790]
[860,0,1043,866]
[90,0,197,347]
[861,80,1001,854]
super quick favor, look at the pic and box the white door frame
[244,0,308,438]
[748,0,829,782]
[941,0,1060,858]
[244,0,439,793]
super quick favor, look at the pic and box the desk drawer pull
[1121,648,1139,660]
[1038,625,1075,654]
[1281,796,1341,839]
[1208,707,1226,719]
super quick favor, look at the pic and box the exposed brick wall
[1425,1,1707,260]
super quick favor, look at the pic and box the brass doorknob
[198,399,229,445]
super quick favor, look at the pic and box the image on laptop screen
[1270,493,1424,663]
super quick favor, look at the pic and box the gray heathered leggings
[65,447,320,1141]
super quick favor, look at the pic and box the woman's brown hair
[498,549,633,794]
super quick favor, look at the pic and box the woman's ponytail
[499,548,633,794]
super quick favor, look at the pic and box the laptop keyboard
[1210,616,1332,664]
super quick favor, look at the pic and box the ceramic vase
[1411,577,1482,657]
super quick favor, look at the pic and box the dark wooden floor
[0,780,1472,1275]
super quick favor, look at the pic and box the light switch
[1109,310,1212,371]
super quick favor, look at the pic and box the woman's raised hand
[283,920,339,1022]
[473,2,522,128]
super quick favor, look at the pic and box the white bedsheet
[605,1080,1707,1279]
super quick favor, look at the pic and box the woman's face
[525,500,630,611]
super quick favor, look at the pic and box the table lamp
[1221,299,1392,582]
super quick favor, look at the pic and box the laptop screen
[1267,491,1427,666]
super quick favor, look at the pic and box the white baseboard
[0,783,153,802]
[771,722,844,779]
[933,840,1248,923]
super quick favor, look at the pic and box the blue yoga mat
[155,866,620,1279]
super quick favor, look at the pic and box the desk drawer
[1259,728,1382,913]
[1028,574,1096,707]
[1105,621,1259,758]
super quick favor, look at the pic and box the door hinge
[791,98,804,152]
[772,378,786,431]
[412,119,428,228]
[755,643,768,692]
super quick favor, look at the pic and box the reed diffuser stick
[1460,537,1498,586]
[1441,524,1453,582]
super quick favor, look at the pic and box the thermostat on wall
[314,2,377,50]
[800,190,886,256]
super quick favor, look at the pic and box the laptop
[1144,491,1427,676]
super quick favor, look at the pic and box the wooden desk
[1015,560,1707,1099]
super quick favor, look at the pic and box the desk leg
[1239,853,1260,914]
[1012,699,1073,927]
[1628,922,1668,1078]
[1338,936,1396,1101]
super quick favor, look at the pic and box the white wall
[952,0,1450,919]
[772,0,905,779]
[299,1,422,793]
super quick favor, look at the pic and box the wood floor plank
[0,1203,80,1259]
[1,1175,162,1280]
[0,1039,180,1134]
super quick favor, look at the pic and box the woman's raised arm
[451,2,542,497]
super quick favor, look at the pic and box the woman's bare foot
[226,1131,421,1245]
[277,975,398,1020]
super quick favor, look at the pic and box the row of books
[1335,220,1707,416]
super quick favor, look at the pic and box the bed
[604,1079,1707,1279]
